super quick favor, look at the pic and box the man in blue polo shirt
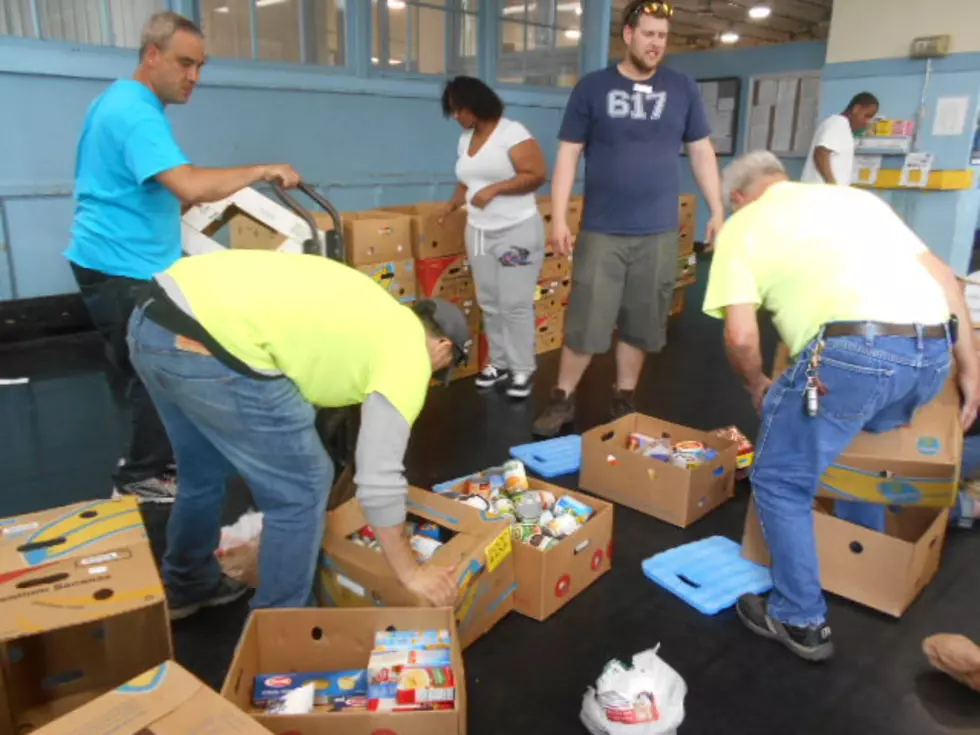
[532,0,724,437]
[65,11,301,504]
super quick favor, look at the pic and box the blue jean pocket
[816,350,891,420]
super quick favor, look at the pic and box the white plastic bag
[580,645,687,735]
[216,511,263,587]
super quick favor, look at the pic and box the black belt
[823,320,952,340]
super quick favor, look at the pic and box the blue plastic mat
[508,435,582,478]
[641,536,773,616]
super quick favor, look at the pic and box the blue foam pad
[508,435,582,478]
[641,536,773,616]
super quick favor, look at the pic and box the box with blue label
[773,343,962,507]
[318,483,516,650]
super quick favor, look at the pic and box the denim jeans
[126,303,333,608]
[751,331,951,627]
[71,263,174,485]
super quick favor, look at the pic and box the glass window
[0,0,167,46]
[199,0,345,66]
[498,0,581,87]
[373,0,478,77]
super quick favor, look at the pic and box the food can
[461,494,491,511]
[671,453,700,470]
[503,459,530,493]
[547,514,580,538]
[515,494,543,523]
[493,497,516,517]
[511,523,541,543]
[528,533,559,551]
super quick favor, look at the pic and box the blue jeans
[751,331,951,627]
[126,304,333,609]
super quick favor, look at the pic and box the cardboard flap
[30,663,199,735]
[182,187,313,256]
[0,542,164,643]
[0,497,145,571]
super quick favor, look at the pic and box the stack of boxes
[532,195,580,356]
[672,193,698,318]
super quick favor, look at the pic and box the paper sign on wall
[853,155,882,186]
[933,96,969,137]
[899,152,934,188]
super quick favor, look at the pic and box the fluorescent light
[256,0,291,6]
[388,0,406,9]
[748,4,771,19]
[371,56,379,62]
[719,30,739,43]
[389,58,403,64]
[214,5,229,12]
[564,28,581,40]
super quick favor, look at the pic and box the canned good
[671,453,701,470]
[511,523,541,543]
[460,494,490,511]
[503,459,529,493]
[528,533,559,551]
[547,514,580,538]
[515,495,543,523]
[493,497,516,517]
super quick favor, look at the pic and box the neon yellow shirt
[702,182,950,356]
[160,250,431,425]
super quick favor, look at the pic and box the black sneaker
[475,365,509,389]
[506,372,533,400]
[112,474,178,504]
[531,388,575,437]
[610,388,636,421]
[168,574,250,622]
[736,594,834,662]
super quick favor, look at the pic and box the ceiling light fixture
[719,30,740,43]
[387,0,407,9]
[748,4,772,19]
[564,28,582,40]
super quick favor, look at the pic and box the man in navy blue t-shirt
[533,0,724,437]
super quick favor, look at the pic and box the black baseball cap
[413,298,473,384]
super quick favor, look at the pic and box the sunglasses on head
[630,1,674,22]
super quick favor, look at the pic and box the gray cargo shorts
[564,230,679,355]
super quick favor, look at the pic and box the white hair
[721,151,787,210]
[139,11,202,61]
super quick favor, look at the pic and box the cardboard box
[676,252,697,287]
[742,496,949,617]
[772,344,962,507]
[317,487,516,649]
[431,481,613,621]
[535,277,571,312]
[381,204,467,260]
[580,415,738,528]
[182,186,319,256]
[342,211,413,266]
[416,255,475,301]
[356,260,417,304]
[221,607,467,734]
[535,309,565,354]
[669,287,686,318]
[0,499,172,732]
[34,661,271,735]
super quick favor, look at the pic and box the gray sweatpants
[466,213,545,374]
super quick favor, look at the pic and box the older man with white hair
[702,150,980,662]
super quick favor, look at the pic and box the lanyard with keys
[804,340,829,417]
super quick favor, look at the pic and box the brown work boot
[610,388,637,421]
[531,388,575,438]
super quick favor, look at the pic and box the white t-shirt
[800,114,855,186]
[455,118,539,231]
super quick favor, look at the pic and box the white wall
[827,0,980,63]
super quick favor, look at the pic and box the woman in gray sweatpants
[440,75,548,399]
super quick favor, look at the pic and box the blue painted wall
[820,53,980,271]
[664,41,828,239]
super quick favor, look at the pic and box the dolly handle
[268,181,345,262]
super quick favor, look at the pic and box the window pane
[313,0,345,66]
[500,0,527,21]
[497,1,580,88]
[256,0,300,62]
[36,0,106,45]
[108,0,168,48]
[200,0,253,59]
[374,2,477,76]
[0,0,37,38]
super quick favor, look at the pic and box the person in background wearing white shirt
[439,76,548,400]
[800,92,879,186]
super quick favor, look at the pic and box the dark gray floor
[3,261,980,734]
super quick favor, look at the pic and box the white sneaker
[506,372,533,400]
[111,474,178,504]
[475,365,509,389]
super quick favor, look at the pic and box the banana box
[0,528,172,733]
[356,259,417,304]
[773,343,961,507]
[32,662,270,735]
[318,482,516,650]
[0,496,146,570]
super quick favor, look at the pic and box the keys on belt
[804,339,828,417]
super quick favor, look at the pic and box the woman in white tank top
[437,76,548,400]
